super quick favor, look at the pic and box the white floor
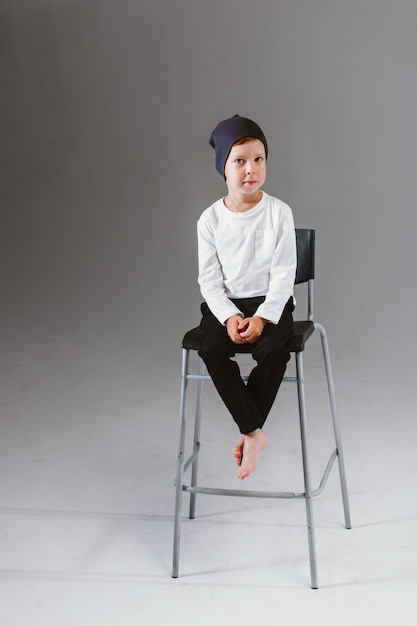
[1,323,416,625]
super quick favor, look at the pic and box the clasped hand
[226,314,267,344]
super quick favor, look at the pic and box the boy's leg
[197,298,293,479]
[231,299,293,477]
[198,304,264,435]
[246,298,294,425]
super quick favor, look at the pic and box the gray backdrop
[1,0,416,378]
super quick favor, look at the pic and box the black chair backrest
[295,229,315,285]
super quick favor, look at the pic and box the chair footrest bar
[178,449,339,499]
[183,443,200,474]
[311,449,338,497]
[182,485,305,499]
[173,445,201,489]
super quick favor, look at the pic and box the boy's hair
[209,114,268,177]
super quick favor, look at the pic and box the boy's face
[224,139,266,198]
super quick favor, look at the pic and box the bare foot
[237,428,269,480]
[232,435,245,466]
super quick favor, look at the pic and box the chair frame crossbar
[172,230,351,589]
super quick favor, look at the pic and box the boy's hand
[238,316,268,343]
[226,315,268,344]
[226,315,248,344]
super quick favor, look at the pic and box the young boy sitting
[197,114,297,480]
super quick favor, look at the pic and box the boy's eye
[235,158,244,164]
[255,157,263,162]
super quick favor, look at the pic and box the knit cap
[209,114,268,176]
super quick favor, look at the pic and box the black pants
[198,296,294,434]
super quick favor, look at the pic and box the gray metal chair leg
[315,323,352,530]
[172,348,189,578]
[296,351,318,589]
[189,358,205,519]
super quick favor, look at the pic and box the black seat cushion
[182,320,315,353]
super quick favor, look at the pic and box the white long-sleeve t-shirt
[197,191,297,325]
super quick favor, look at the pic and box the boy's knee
[256,342,290,364]
[198,343,231,363]
[198,344,218,362]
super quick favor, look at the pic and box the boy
[197,114,297,480]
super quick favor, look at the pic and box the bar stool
[172,229,351,588]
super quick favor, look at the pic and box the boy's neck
[223,190,263,213]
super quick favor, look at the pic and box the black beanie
[209,114,268,177]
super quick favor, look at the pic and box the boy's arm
[197,216,244,324]
[254,206,297,324]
